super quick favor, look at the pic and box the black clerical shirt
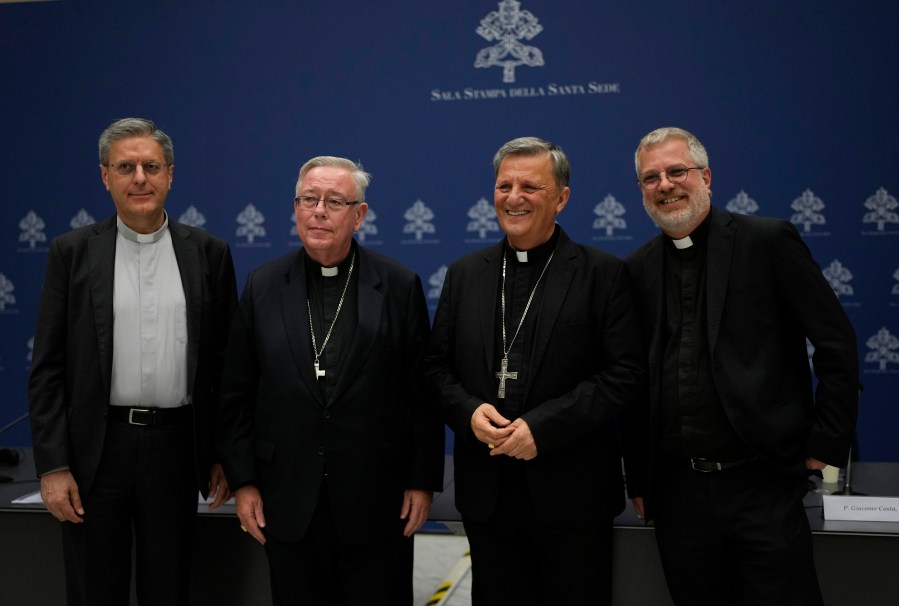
[659,210,752,461]
[493,227,560,420]
[304,245,359,403]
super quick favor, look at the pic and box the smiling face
[637,138,711,239]
[294,165,368,267]
[494,152,570,250]
[100,135,173,234]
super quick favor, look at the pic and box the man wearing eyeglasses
[29,117,238,604]
[623,127,859,605]
[216,156,444,605]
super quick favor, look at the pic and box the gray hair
[297,156,371,202]
[493,136,570,189]
[98,118,173,165]
[634,127,708,175]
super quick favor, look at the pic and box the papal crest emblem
[475,0,545,83]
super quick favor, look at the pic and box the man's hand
[40,470,84,523]
[490,418,537,460]
[400,489,433,537]
[206,463,232,510]
[234,485,267,545]
[470,403,514,449]
[805,456,827,471]
[631,496,645,519]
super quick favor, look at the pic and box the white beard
[643,189,710,235]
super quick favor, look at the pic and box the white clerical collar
[116,214,168,244]
[321,266,339,277]
[671,235,694,249]
[515,250,529,263]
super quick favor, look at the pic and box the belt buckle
[128,408,152,426]
[690,457,722,473]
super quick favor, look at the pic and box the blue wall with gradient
[1,0,897,459]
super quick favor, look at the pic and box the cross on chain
[495,357,518,399]
[313,359,326,379]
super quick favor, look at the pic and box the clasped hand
[470,403,537,460]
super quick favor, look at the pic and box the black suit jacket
[216,244,444,543]
[624,209,859,514]
[28,215,238,499]
[425,228,647,526]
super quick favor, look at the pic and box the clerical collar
[667,208,713,251]
[305,244,356,278]
[672,236,693,249]
[505,224,560,265]
[116,214,168,244]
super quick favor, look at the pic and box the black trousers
[654,458,823,606]
[264,480,413,606]
[61,417,197,606]
[462,465,614,606]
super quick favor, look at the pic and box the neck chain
[496,249,554,398]
[306,251,355,380]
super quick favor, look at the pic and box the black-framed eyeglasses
[638,165,705,190]
[106,160,169,176]
[294,196,360,211]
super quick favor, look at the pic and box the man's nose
[658,172,676,190]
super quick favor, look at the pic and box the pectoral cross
[495,357,518,399]
[313,359,326,379]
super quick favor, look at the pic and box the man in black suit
[425,137,646,605]
[28,117,237,605]
[216,156,444,605]
[625,127,859,605]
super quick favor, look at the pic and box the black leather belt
[107,406,191,426]
[689,456,757,473]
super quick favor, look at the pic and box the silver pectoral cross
[313,359,326,379]
[495,357,518,399]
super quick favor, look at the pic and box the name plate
[822,495,899,522]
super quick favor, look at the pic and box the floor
[413,533,473,605]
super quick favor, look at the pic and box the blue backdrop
[1,0,897,459]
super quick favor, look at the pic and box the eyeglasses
[294,196,360,211]
[637,165,705,190]
[106,160,169,176]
